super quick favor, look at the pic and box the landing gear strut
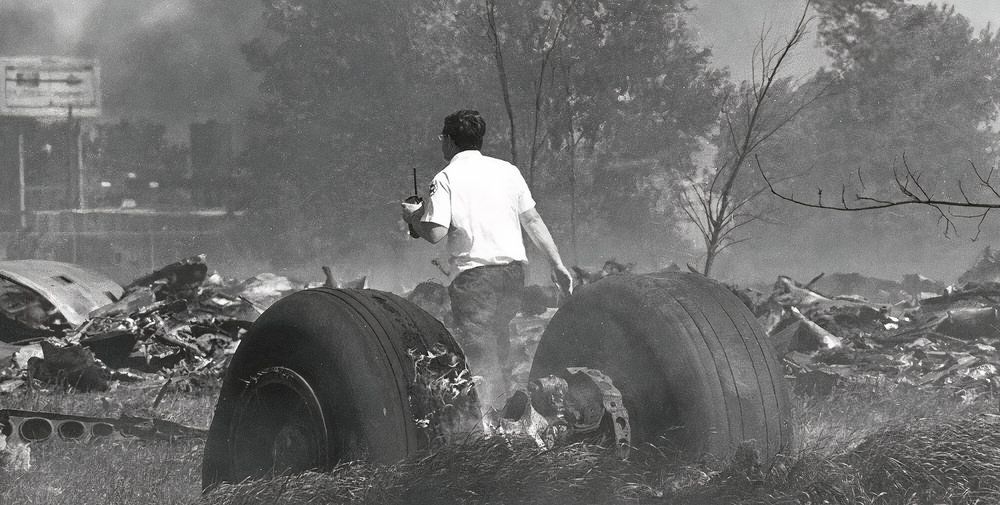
[484,367,631,458]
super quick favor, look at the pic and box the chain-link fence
[2,210,247,284]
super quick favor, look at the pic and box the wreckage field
[1,255,1000,504]
[1,377,996,504]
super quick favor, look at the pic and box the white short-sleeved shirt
[421,150,535,272]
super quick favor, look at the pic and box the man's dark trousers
[448,261,524,407]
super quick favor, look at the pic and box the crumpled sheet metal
[770,274,1000,396]
[0,258,271,394]
[0,260,123,327]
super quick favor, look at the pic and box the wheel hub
[229,366,329,479]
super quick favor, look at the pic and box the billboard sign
[1,57,101,118]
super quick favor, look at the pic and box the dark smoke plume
[0,0,264,138]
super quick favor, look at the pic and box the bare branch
[973,208,991,241]
[971,160,1000,199]
[901,154,933,201]
[685,177,715,220]
[958,179,972,204]
[716,237,752,255]
[746,80,833,154]
[758,152,1000,240]
[726,186,769,218]
[680,197,711,242]
[726,213,764,234]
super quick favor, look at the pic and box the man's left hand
[552,263,573,296]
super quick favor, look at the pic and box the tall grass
[0,385,216,505]
[694,386,1000,505]
[0,382,997,504]
[197,385,1000,505]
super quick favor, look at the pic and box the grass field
[0,381,997,505]
[0,385,214,505]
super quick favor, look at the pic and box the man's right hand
[401,200,425,239]
[400,200,424,223]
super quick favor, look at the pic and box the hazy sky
[690,0,1000,80]
[6,0,998,132]
[4,0,999,282]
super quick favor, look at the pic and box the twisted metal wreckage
[1,251,999,486]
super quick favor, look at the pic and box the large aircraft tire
[529,272,793,464]
[202,287,476,489]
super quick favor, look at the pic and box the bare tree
[681,1,825,277]
[485,0,578,189]
[759,154,1000,240]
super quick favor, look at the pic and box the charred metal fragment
[0,408,206,444]
[484,367,631,458]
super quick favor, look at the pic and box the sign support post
[17,132,25,229]
[1,56,101,218]
[77,119,85,210]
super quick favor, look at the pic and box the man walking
[401,109,572,406]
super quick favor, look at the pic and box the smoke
[0,2,64,55]
[713,204,1000,288]
[0,0,994,288]
[0,0,264,141]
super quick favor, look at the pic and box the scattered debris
[958,246,1000,285]
[0,408,206,445]
[4,248,997,424]
[483,367,630,459]
[407,344,479,447]
[0,257,313,395]
[236,272,296,310]
[320,266,368,290]
[572,259,634,286]
[769,308,842,355]
[27,341,111,392]
[764,268,1000,397]
[406,281,451,326]
[0,260,123,329]
[123,255,208,301]
[0,434,30,472]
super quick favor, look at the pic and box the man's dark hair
[442,110,485,150]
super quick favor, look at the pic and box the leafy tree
[241,0,449,265]
[815,0,1000,167]
[758,0,1000,238]
[241,0,728,272]
[565,1,727,266]
[421,0,728,265]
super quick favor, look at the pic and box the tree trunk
[703,248,716,278]
[569,133,578,265]
[486,0,518,166]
